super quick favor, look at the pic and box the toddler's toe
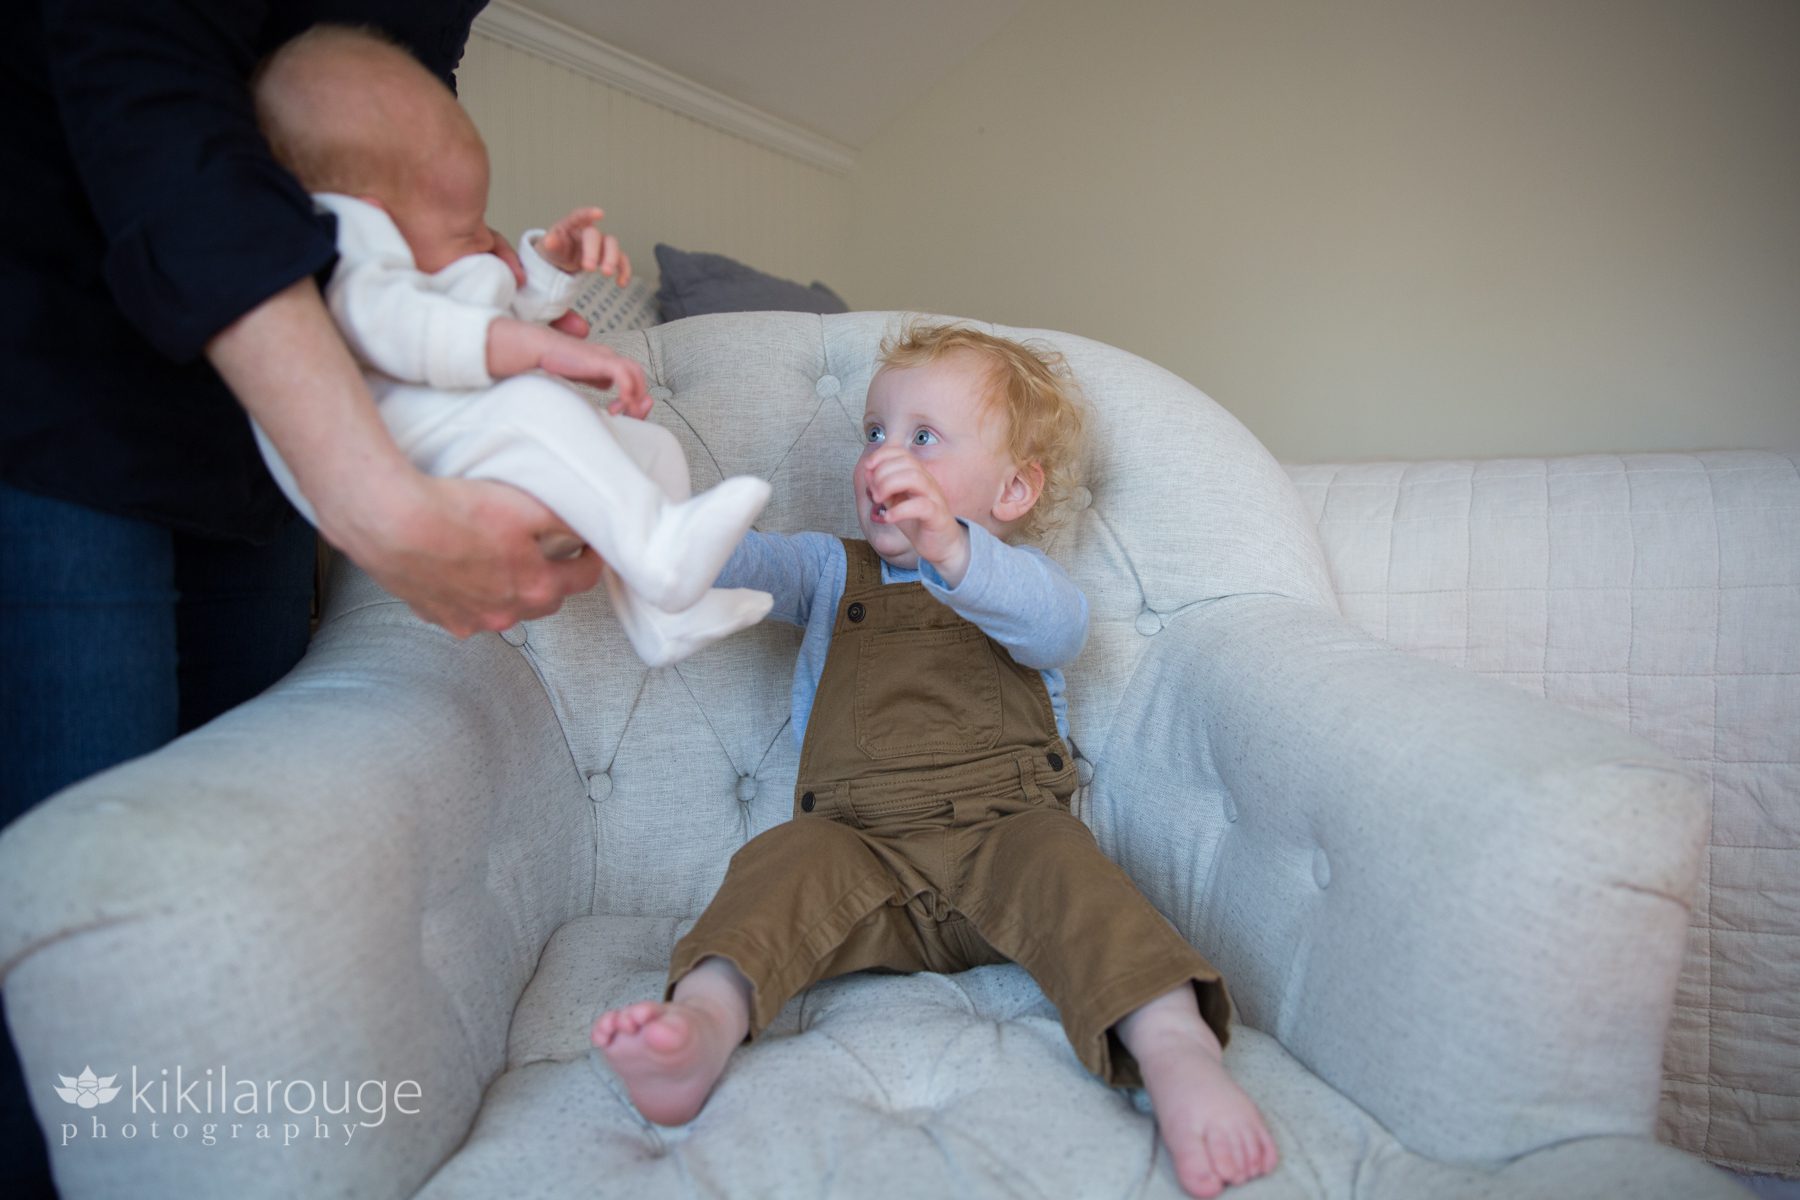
[1258,1130,1281,1176]
[1207,1126,1244,1184]
[1175,1153,1224,1200]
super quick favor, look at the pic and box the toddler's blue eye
[865,426,884,444]
[911,429,937,446]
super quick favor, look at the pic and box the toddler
[252,26,771,664]
[591,323,1278,1197]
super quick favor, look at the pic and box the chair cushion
[414,914,1732,1199]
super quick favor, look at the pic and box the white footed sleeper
[253,194,771,665]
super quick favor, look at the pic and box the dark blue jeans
[0,479,315,1195]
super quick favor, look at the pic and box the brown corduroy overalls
[667,539,1230,1085]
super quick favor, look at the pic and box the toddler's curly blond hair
[876,321,1088,544]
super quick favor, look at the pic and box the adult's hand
[333,471,604,636]
[205,277,604,635]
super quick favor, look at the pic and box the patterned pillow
[571,272,662,338]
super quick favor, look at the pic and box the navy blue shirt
[0,2,486,541]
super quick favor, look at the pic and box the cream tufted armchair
[0,313,1746,1198]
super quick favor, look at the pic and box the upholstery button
[1075,757,1094,786]
[800,792,816,812]
[587,770,613,803]
[1073,486,1093,511]
[499,624,528,647]
[847,602,866,623]
[815,374,841,397]
[1312,848,1331,889]
[736,775,758,804]
[1047,753,1064,771]
[649,385,673,402]
[1134,609,1163,636]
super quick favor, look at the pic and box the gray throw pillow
[653,243,849,321]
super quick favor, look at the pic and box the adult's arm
[40,2,336,360]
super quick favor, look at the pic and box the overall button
[1047,753,1064,771]
[801,792,816,812]
[847,602,866,623]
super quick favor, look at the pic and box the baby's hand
[860,445,970,580]
[537,337,651,418]
[539,206,633,285]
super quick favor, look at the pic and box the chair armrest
[0,589,591,1199]
[1092,595,1705,1167]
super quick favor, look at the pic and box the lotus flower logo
[54,1067,121,1108]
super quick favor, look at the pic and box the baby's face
[855,352,1024,568]
[386,139,496,274]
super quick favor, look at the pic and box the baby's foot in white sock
[636,476,771,611]
[607,567,772,666]
[590,1000,739,1126]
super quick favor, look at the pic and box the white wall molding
[472,1,857,176]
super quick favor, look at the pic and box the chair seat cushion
[404,914,1695,1199]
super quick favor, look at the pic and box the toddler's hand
[860,446,969,579]
[540,206,633,285]
[537,338,651,418]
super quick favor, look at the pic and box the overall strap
[839,538,885,594]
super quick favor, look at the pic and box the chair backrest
[485,311,1337,915]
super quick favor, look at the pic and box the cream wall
[457,32,853,305]
[845,0,1800,462]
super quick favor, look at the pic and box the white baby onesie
[253,194,772,665]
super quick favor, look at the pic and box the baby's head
[255,25,494,272]
[857,322,1087,565]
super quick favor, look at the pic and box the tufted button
[1312,848,1331,889]
[800,791,816,812]
[649,385,673,402]
[815,374,841,397]
[1223,792,1239,823]
[1047,752,1064,771]
[736,774,758,804]
[587,770,613,804]
[1072,486,1093,511]
[1134,609,1163,637]
[499,624,528,647]
[847,602,866,623]
[1075,757,1094,786]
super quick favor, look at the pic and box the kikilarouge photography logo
[53,1064,422,1149]
[53,1067,121,1109]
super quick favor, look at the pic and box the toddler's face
[856,353,1026,567]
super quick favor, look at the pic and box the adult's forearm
[204,276,414,545]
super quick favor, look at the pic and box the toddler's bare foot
[590,998,739,1125]
[1118,987,1278,1197]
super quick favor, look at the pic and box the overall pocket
[854,624,1002,760]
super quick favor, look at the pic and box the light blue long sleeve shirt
[717,522,1089,749]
